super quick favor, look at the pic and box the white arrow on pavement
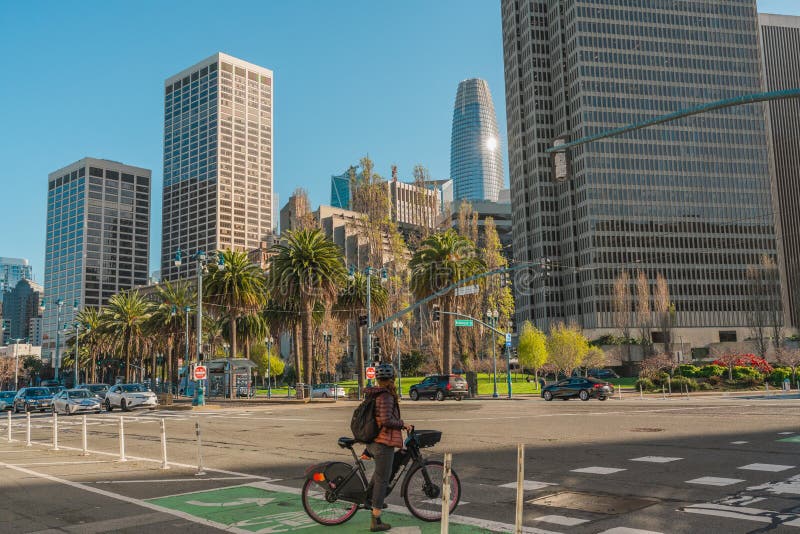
[186,497,275,507]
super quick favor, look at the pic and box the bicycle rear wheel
[402,460,461,522]
[301,479,359,526]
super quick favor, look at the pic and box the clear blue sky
[0,0,797,282]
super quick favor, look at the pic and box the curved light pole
[487,310,499,399]
[53,299,64,383]
[392,321,403,398]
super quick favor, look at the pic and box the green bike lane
[149,481,493,533]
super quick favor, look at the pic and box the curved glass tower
[450,78,504,202]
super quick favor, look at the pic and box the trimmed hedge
[677,364,701,377]
[700,364,726,377]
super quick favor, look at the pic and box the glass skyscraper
[161,53,274,281]
[450,79,504,202]
[43,158,151,365]
[0,257,33,300]
[502,0,781,344]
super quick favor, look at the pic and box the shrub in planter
[670,376,699,391]
[739,375,764,388]
[652,372,671,386]
[706,375,723,386]
[700,364,726,377]
[769,367,792,387]
[635,378,655,391]
[698,382,714,391]
[677,364,701,377]
[733,366,763,380]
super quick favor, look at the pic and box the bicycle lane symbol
[148,484,489,533]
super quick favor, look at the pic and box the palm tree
[410,230,486,374]
[75,307,104,383]
[269,229,347,385]
[148,280,196,390]
[334,271,388,392]
[203,250,268,362]
[101,290,153,382]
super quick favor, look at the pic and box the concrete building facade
[760,14,800,328]
[161,52,274,281]
[501,0,781,346]
[0,258,33,300]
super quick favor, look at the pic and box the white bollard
[515,444,524,534]
[440,452,452,534]
[639,382,643,400]
[7,411,11,442]
[52,411,59,451]
[618,386,622,401]
[26,412,31,446]
[160,418,169,470]
[118,416,127,462]
[195,421,206,476]
[81,415,89,456]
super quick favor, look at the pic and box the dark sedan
[541,377,614,401]
[13,387,55,412]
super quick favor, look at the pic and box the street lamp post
[322,331,332,383]
[174,249,225,405]
[266,336,273,399]
[53,299,64,383]
[392,321,404,398]
[72,301,79,386]
[487,310,499,398]
[183,305,191,377]
[348,265,387,395]
[506,321,513,399]
[10,338,24,389]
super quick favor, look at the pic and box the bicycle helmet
[374,363,396,380]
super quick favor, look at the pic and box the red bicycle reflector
[313,472,326,482]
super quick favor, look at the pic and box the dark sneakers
[370,515,391,532]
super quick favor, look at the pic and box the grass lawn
[609,377,637,388]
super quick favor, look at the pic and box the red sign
[193,365,207,380]
[365,367,376,380]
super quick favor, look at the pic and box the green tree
[73,306,105,383]
[148,280,196,387]
[101,290,153,382]
[269,229,347,385]
[250,341,285,387]
[334,271,388,392]
[546,322,589,378]
[410,230,486,374]
[517,321,547,381]
[203,249,268,371]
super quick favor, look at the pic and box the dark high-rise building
[450,79,504,202]
[2,279,42,342]
[760,13,800,328]
[502,1,781,345]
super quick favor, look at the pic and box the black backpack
[350,391,386,443]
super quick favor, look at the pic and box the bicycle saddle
[337,437,356,448]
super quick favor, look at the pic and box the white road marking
[739,463,796,472]
[730,441,749,445]
[94,476,254,484]
[630,456,683,463]
[598,528,664,534]
[686,477,745,487]
[0,461,254,534]
[778,432,795,435]
[535,515,589,526]
[420,498,470,506]
[14,460,113,466]
[499,480,557,491]
[748,473,800,495]
[684,503,775,524]
[571,466,626,475]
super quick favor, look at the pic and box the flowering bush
[700,364,726,377]
[713,354,773,374]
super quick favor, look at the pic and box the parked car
[77,383,111,400]
[310,383,346,398]
[572,368,620,380]
[409,375,468,401]
[541,377,614,401]
[13,387,54,413]
[104,383,158,412]
[40,379,60,388]
[52,389,102,415]
[0,391,17,411]
[46,386,66,396]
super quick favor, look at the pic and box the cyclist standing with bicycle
[363,363,410,532]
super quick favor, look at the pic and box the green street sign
[455,319,474,327]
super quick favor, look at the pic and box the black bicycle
[301,428,461,525]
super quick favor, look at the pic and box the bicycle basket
[414,430,442,448]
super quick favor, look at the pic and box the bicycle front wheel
[301,479,359,526]
[402,460,461,522]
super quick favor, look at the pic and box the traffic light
[432,305,440,322]
[358,314,368,327]
[373,338,381,358]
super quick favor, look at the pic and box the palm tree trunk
[293,322,302,382]
[442,297,453,374]
[356,322,364,393]
[302,310,314,386]
[125,340,131,382]
[91,353,96,383]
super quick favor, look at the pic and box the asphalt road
[2,394,800,533]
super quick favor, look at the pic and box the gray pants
[366,442,395,510]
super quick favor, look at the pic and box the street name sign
[454,319,474,327]
[455,284,479,296]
